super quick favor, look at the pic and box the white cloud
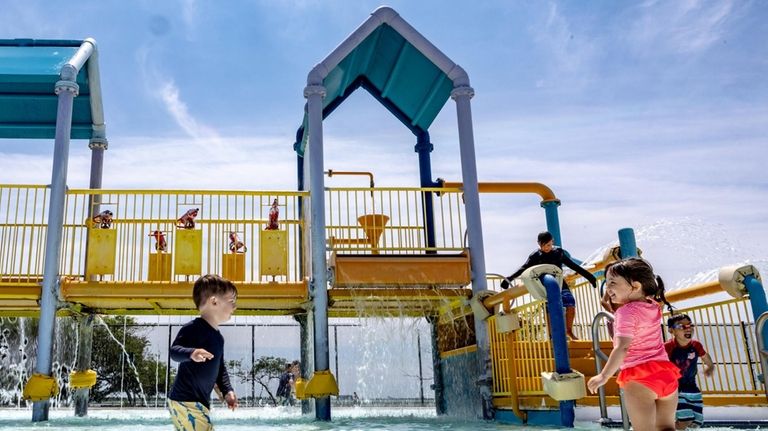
[629,0,736,54]
[158,80,222,144]
[135,44,223,146]
[531,2,598,91]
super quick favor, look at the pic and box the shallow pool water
[0,406,582,430]
[0,406,760,430]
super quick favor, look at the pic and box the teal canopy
[294,24,453,156]
[0,39,93,139]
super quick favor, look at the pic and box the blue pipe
[296,154,305,279]
[541,201,562,247]
[415,131,437,252]
[541,274,575,427]
[744,275,768,350]
[617,228,638,258]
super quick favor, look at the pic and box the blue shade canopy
[0,39,93,139]
[294,24,453,156]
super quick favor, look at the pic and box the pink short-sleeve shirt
[613,300,669,370]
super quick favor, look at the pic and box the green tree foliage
[227,355,287,406]
[90,316,167,406]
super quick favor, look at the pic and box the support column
[86,137,107,218]
[542,274,575,427]
[32,76,79,423]
[451,86,492,419]
[428,316,446,415]
[295,313,313,415]
[73,315,94,416]
[304,84,332,421]
[83,138,107,278]
[541,200,563,247]
[415,131,437,252]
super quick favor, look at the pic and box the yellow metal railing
[325,187,465,254]
[489,299,554,395]
[0,185,50,284]
[0,186,308,283]
[2,185,469,284]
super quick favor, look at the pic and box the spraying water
[95,316,149,407]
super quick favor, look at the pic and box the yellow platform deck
[0,278,471,317]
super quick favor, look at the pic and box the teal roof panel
[0,41,93,140]
[295,24,453,156]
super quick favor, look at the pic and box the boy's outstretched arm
[561,253,597,288]
[701,353,715,378]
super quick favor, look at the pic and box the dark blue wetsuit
[169,318,233,409]
[508,247,597,306]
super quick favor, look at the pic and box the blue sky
[1,0,767,288]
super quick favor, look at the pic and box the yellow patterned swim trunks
[168,399,214,431]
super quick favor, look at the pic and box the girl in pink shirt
[587,258,680,431]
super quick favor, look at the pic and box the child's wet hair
[605,257,674,312]
[537,231,553,245]
[193,274,237,309]
[667,313,692,328]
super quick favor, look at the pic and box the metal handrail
[591,311,629,430]
[756,311,768,401]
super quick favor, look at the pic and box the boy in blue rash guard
[168,274,238,431]
[501,231,597,340]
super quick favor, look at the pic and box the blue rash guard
[509,247,597,290]
[169,318,233,409]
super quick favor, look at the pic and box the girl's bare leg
[623,381,658,431]
[655,391,678,431]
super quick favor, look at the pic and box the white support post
[304,84,332,421]
[32,76,79,423]
[451,85,493,420]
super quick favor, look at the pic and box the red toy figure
[228,232,247,253]
[266,199,279,230]
[92,210,114,229]
[176,208,199,229]
[149,230,167,252]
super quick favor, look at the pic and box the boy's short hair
[537,231,553,245]
[193,274,237,309]
[667,313,692,328]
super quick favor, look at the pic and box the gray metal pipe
[591,311,629,430]
[305,84,331,421]
[32,77,79,423]
[73,315,95,416]
[592,311,612,422]
[451,85,492,419]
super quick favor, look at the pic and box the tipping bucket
[357,214,389,253]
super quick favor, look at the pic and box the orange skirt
[617,360,680,398]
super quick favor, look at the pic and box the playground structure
[1,6,767,428]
